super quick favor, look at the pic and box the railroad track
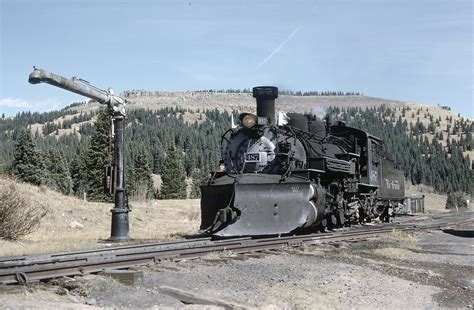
[1,214,472,285]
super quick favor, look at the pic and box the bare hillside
[67,91,469,121]
[69,91,409,114]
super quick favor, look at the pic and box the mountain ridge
[63,90,470,120]
[60,91,472,162]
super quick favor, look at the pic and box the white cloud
[0,98,32,108]
[0,97,63,112]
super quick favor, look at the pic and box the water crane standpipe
[28,67,130,241]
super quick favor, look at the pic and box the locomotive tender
[200,86,405,237]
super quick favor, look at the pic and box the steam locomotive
[200,86,405,237]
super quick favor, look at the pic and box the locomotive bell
[253,86,278,125]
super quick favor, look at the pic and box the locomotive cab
[365,136,382,187]
[329,125,383,188]
[329,125,404,201]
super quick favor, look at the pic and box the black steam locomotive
[200,86,405,237]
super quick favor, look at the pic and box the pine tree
[11,130,45,185]
[82,108,113,202]
[44,149,73,195]
[189,168,209,199]
[70,153,86,197]
[446,192,468,209]
[466,131,473,151]
[128,144,154,200]
[160,145,187,199]
[152,152,162,174]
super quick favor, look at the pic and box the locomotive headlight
[241,113,258,128]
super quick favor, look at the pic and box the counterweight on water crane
[28,67,130,241]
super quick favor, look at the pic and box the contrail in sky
[255,25,302,70]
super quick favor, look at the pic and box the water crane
[28,67,130,241]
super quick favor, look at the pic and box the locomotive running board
[200,174,319,237]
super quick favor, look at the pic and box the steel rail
[0,215,451,265]
[0,237,217,264]
[0,216,472,285]
[0,223,423,268]
[0,237,253,270]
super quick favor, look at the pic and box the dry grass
[371,230,420,259]
[405,182,452,214]
[0,181,48,240]
[369,229,420,259]
[202,250,236,261]
[371,247,414,259]
[0,177,201,257]
[28,113,96,139]
[204,252,222,260]
[72,92,409,116]
[388,103,472,160]
[388,229,419,244]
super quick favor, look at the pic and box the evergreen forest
[0,103,472,201]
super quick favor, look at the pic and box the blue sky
[0,0,472,117]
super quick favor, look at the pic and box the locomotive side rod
[28,67,130,241]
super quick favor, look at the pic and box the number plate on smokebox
[245,153,260,162]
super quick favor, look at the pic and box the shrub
[0,184,48,240]
[445,192,468,209]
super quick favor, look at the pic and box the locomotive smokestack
[253,86,278,125]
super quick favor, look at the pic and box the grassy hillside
[71,91,407,114]
[65,91,472,160]
[0,91,471,197]
[0,172,460,255]
[0,176,200,256]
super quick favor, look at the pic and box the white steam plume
[311,106,328,120]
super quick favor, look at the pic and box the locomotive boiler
[200,86,405,237]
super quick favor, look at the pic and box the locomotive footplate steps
[201,174,325,236]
